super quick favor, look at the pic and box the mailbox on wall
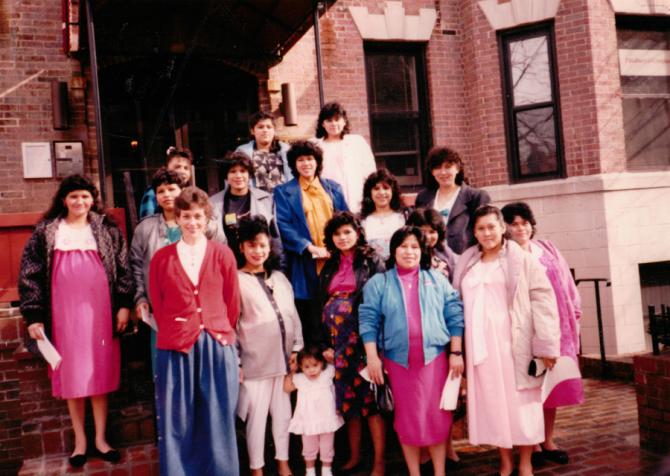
[54,141,84,178]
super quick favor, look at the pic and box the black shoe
[68,453,87,468]
[334,463,365,476]
[531,450,545,467]
[94,448,121,463]
[445,457,460,471]
[542,447,569,465]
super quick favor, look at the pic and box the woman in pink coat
[452,205,560,476]
[502,202,584,466]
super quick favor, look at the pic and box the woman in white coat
[313,102,377,214]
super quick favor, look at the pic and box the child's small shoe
[321,467,333,476]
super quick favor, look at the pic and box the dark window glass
[365,43,431,186]
[617,17,670,170]
[500,24,564,181]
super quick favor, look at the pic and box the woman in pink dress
[452,205,560,476]
[501,202,584,466]
[359,226,464,476]
[19,175,134,468]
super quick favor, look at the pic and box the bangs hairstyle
[386,226,432,270]
[43,174,104,220]
[287,140,324,178]
[501,201,537,239]
[323,211,367,253]
[151,167,182,193]
[236,215,280,272]
[175,186,212,219]
[221,150,254,177]
[360,168,402,218]
[296,344,327,372]
[423,146,466,190]
[315,101,351,139]
[406,208,447,252]
[166,146,193,164]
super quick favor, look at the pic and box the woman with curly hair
[318,211,386,475]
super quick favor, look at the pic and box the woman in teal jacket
[359,226,464,476]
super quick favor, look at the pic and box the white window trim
[349,1,437,41]
[478,0,561,31]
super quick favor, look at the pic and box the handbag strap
[253,272,290,372]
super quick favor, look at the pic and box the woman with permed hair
[415,146,491,254]
[273,140,349,345]
[360,168,407,260]
[313,101,377,214]
[318,211,386,475]
[501,201,583,467]
[19,175,134,468]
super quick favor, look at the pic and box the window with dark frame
[364,42,432,187]
[616,16,670,171]
[499,24,565,182]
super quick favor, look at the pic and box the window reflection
[510,36,552,107]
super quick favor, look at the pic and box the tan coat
[452,240,560,390]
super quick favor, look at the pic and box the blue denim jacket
[359,268,464,367]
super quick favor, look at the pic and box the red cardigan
[149,240,240,353]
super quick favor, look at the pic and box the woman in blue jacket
[359,226,464,476]
[274,140,348,344]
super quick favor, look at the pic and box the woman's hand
[449,353,465,378]
[541,357,557,370]
[289,352,298,372]
[322,348,335,363]
[27,323,45,340]
[366,354,384,385]
[135,302,149,319]
[115,308,130,334]
[307,244,330,260]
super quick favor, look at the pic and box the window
[500,24,564,181]
[364,43,431,186]
[617,16,670,170]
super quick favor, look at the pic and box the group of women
[18,102,583,476]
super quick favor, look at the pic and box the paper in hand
[541,356,582,402]
[36,328,62,371]
[359,366,371,383]
[439,369,462,411]
[140,307,158,332]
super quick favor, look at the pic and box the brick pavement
[17,379,668,476]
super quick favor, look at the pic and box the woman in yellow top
[274,140,349,345]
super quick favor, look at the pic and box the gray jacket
[210,185,283,263]
[130,213,226,306]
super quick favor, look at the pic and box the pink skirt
[385,352,452,447]
[50,249,120,399]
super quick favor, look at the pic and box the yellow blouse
[300,176,333,274]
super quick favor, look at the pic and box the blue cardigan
[273,177,348,299]
[359,268,464,367]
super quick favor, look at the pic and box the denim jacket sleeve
[358,273,385,345]
[441,275,464,338]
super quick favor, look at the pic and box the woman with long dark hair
[318,212,386,475]
[19,175,134,467]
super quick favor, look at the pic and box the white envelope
[140,307,158,332]
[541,356,582,403]
[36,328,62,371]
[439,370,462,411]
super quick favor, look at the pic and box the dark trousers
[295,298,325,347]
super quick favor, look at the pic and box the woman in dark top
[318,212,386,475]
[415,147,491,254]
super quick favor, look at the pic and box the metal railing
[648,304,670,356]
[575,278,611,377]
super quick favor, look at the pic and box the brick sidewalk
[18,379,667,476]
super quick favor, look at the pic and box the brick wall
[634,352,670,453]
[0,0,97,214]
[0,307,155,470]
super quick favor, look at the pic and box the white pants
[238,375,292,470]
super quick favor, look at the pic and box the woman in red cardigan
[149,186,240,476]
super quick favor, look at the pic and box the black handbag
[370,273,394,414]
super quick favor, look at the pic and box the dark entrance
[99,56,258,211]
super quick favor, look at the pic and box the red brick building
[0,0,669,471]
